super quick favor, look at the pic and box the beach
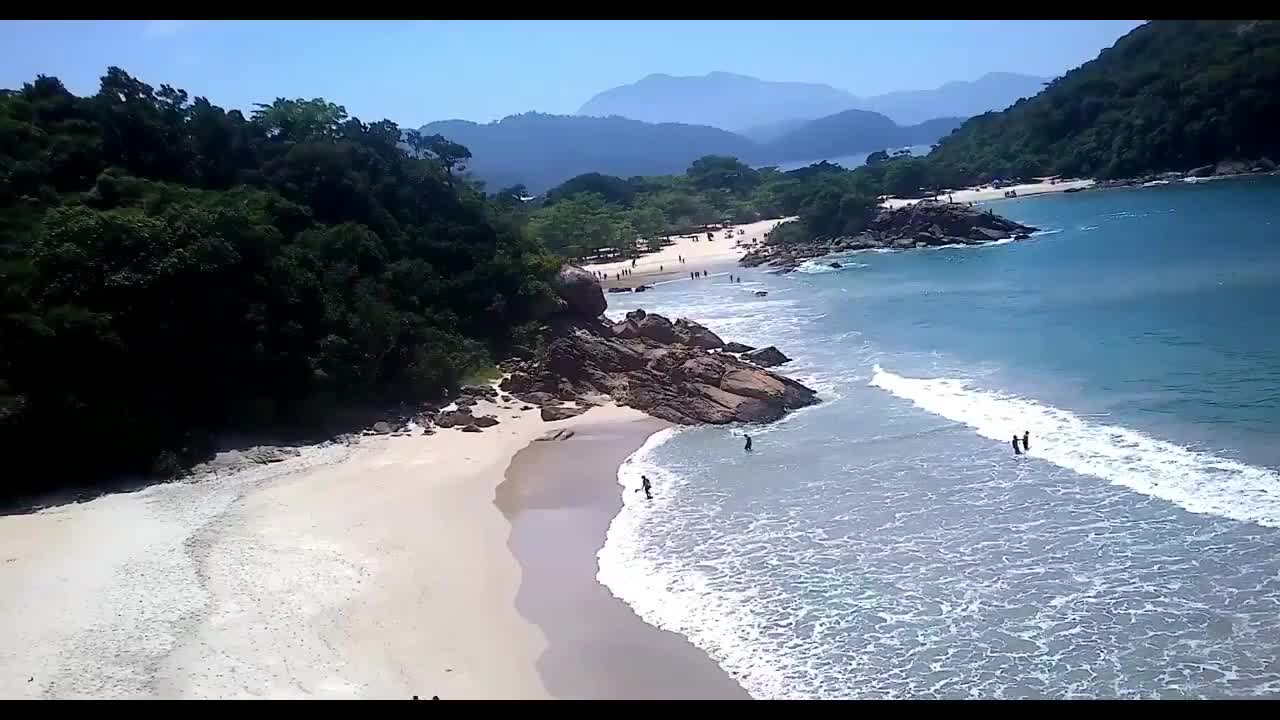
[498,418,750,699]
[0,395,692,699]
[882,178,1095,208]
[583,216,795,288]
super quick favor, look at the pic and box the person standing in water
[639,475,653,500]
[1012,435,1022,455]
[1023,430,1030,452]
[744,434,753,452]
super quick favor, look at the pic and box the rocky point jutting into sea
[496,266,819,425]
[740,200,1038,271]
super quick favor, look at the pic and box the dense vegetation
[925,20,1280,184]
[0,69,559,493]
[521,157,884,260]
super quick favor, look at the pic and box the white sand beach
[582,217,794,286]
[0,396,651,699]
[882,178,1095,208]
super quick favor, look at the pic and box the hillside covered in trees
[925,20,1280,184]
[517,156,886,261]
[0,68,559,494]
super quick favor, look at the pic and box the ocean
[767,144,933,172]
[597,176,1280,699]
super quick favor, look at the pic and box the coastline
[0,398,650,699]
[881,178,1096,208]
[498,417,751,699]
[583,216,794,288]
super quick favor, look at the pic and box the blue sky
[1,20,1144,127]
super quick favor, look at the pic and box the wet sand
[498,417,750,699]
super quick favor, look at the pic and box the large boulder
[675,318,725,350]
[611,319,641,339]
[743,346,790,368]
[541,405,587,421]
[724,341,755,354]
[553,265,607,318]
[635,313,679,344]
[472,415,500,428]
[720,369,788,403]
[434,408,474,428]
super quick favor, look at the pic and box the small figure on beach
[659,265,663,272]
[631,258,637,268]
[640,475,653,500]
[1023,430,1030,452]
[1012,435,1022,456]
[744,434,753,452]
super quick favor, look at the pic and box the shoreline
[583,216,794,288]
[881,178,1096,209]
[498,417,751,699]
[0,397,651,699]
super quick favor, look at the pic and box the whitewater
[598,177,1280,699]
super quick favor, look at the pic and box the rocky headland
[741,201,1038,271]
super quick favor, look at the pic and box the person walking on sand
[744,434,753,452]
[1023,430,1030,452]
[1012,434,1022,456]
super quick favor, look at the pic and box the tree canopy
[924,20,1280,184]
[0,68,557,495]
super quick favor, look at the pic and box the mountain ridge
[576,70,1050,129]
[421,107,962,192]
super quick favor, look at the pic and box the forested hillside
[0,69,558,492]
[925,20,1280,184]
[522,156,880,260]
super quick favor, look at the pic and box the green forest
[0,69,884,495]
[924,20,1280,185]
[0,68,563,492]
[518,153,934,261]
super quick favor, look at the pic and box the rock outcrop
[504,305,818,426]
[742,346,790,368]
[741,203,1039,271]
[552,265,608,318]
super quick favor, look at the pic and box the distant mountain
[761,110,963,164]
[577,72,860,132]
[856,72,1051,126]
[420,112,758,193]
[577,71,1051,130]
[740,117,812,143]
[422,107,965,192]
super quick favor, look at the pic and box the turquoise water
[597,177,1280,699]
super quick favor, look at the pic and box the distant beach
[882,178,1096,208]
[582,216,794,288]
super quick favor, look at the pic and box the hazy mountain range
[419,70,1045,192]
[576,71,1050,130]
[420,110,961,193]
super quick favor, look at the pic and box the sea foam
[869,365,1280,528]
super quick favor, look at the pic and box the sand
[499,418,750,699]
[582,217,795,288]
[882,178,1096,208]
[0,396,653,699]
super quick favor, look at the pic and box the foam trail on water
[869,365,1280,528]
[597,427,792,699]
